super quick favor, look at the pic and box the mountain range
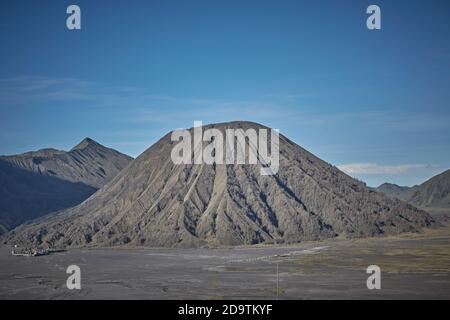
[4,122,435,248]
[376,169,450,214]
[0,138,132,234]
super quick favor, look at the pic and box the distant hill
[375,183,416,202]
[5,122,434,249]
[376,169,450,213]
[0,138,132,234]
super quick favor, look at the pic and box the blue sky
[0,0,449,187]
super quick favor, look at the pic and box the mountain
[374,183,415,202]
[4,122,434,248]
[406,169,450,209]
[2,138,132,189]
[375,169,450,212]
[0,138,132,234]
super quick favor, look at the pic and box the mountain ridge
[375,169,450,211]
[374,183,416,201]
[0,138,133,234]
[1,137,132,188]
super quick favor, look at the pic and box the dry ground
[1,222,449,299]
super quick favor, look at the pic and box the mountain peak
[71,137,101,151]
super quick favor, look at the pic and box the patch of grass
[290,223,450,274]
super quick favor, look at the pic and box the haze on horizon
[1,0,449,187]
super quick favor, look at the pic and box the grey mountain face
[0,138,132,234]
[375,169,450,210]
[374,183,415,202]
[5,122,435,248]
[407,169,450,209]
[2,138,132,189]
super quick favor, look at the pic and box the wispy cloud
[0,75,293,121]
[0,75,97,104]
[2,75,448,136]
[337,163,439,175]
[0,75,188,109]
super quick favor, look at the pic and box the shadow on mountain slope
[0,159,96,234]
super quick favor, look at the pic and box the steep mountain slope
[5,122,434,248]
[0,138,132,233]
[407,169,450,209]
